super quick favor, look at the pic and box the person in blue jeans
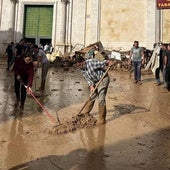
[128,41,144,84]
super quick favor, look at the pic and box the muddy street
[0,56,170,170]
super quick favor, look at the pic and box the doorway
[23,5,53,45]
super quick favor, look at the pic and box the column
[146,0,159,49]
[0,0,3,28]
[9,0,17,41]
[155,9,162,43]
[90,0,100,42]
[55,0,68,53]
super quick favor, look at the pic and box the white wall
[0,0,169,55]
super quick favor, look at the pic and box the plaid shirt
[81,59,107,86]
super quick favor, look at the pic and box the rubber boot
[98,105,106,125]
[81,100,95,116]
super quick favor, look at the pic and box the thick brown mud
[0,57,170,170]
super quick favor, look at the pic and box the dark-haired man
[155,43,167,86]
[128,41,144,84]
[163,43,170,92]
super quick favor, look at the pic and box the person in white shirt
[33,44,50,91]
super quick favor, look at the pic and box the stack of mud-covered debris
[48,41,153,72]
[74,41,110,61]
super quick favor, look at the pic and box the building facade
[0,0,170,54]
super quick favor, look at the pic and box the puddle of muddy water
[0,57,170,170]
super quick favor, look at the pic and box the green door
[24,5,53,44]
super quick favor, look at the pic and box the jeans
[90,75,110,106]
[133,61,142,81]
[163,67,167,87]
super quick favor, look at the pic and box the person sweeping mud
[74,56,115,125]
[13,52,34,113]
[32,44,50,92]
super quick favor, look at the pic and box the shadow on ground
[103,103,150,123]
[8,126,170,170]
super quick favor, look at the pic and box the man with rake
[74,56,115,125]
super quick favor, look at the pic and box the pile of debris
[53,114,97,135]
[72,41,132,71]
[74,41,109,60]
[48,41,110,68]
[48,41,153,72]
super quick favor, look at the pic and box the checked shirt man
[74,56,115,124]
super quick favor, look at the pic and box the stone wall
[162,10,170,43]
[0,0,169,55]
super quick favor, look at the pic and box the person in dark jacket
[163,43,170,92]
[155,43,167,86]
[13,52,34,112]
[5,42,14,70]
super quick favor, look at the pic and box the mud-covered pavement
[0,56,170,170]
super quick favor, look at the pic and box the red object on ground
[21,80,56,124]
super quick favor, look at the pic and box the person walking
[74,56,115,125]
[128,41,144,84]
[33,44,50,91]
[155,43,167,86]
[13,51,34,113]
[5,42,14,70]
[163,43,170,92]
